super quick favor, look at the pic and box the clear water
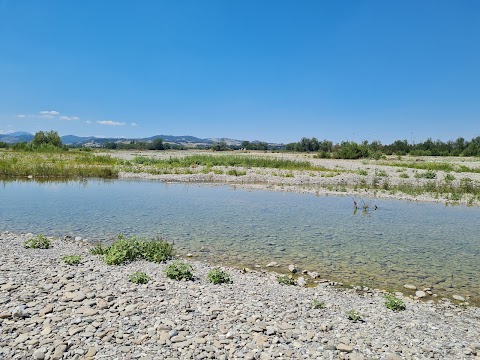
[1,179,479,304]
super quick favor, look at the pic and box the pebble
[0,231,479,360]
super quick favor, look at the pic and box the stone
[33,350,45,360]
[12,305,28,318]
[415,291,427,298]
[452,295,466,301]
[52,344,67,360]
[404,284,417,290]
[265,262,278,267]
[39,304,54,317]
[288,264,297,273]
[72,292,86,302]
[385,353,403,360]
[297,276,306,287]
[337,343,353,352]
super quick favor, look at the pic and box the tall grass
[0,151,118,179]
[382,161,480,174]
[131,155,327,171]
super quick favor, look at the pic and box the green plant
[375,169,388,177]
[164,261,194,281]
[399,173,409,179]
[207,268,231,284]
[226,169,247,176]
[94,235,174,265]
[444,173,455,182]
[384,293,406,311]
[311,299,326,309]
[357,169,368,176]
[24,234,51,249]
[346,309,363,322]
[415,170,437,179]
[62,255,81,265]
[277,275,296,286]
[90,244,106,255]
[128,271,151,284]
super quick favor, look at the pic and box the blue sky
[0,1,479,143]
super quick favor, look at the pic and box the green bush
[207,268,231,284]
[444,173,455,182]
[415,170,437,179]
[277,275,296,286]
[129,271,151,284]
[357,169,368,176]
[226,169,247,176]
[90,244,106,255]
[399,173,409,179]
[92,235,174,265]
[311,299,326,309]
[346,309,363,322]
[24,234,51,249]
[384,293,406,311]
[164,261,194,281]
[62,255,81,265]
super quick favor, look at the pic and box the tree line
[285,137,480,158]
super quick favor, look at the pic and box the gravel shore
[107,151,480,206]
[1,232,480,359]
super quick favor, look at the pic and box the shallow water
[1,179,479,303]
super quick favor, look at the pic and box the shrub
[24,234,51,249]
[415,170,437,179]
[141,239,175,263]
[399,173,409,179]
[62,255,81,265]
[90,244,106,255]
[277,275,296,286]
[444,173,455,182]
[384,293,406,311]
[357,169,368,176]
[226,169,247,176]
[129,271,151,284]
[346,309,363,322]
[164,261,194,281]
[207,268,231,284]
[311,299,326,309]
[92,235,174,265]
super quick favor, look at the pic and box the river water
[1,179,479,303]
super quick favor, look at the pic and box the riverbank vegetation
[286,137,480,158]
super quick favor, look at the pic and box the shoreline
[119,171,476,206]
[2,232,480,359]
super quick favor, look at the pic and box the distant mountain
[0,132,34,143]
[0,131,282,148]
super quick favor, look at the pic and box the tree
[150,138,165,150]
[32,130,62,148]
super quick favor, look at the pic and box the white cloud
[39,110,60,115]
[59,115,80,121]
[131,122,138,126]
[16,114,26,118]
[85,120,92,124]
[97,120,126,126]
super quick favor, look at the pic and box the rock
[72,292,86,302]
[0,311,11,319]
[12,305,28,318]
[33,350,45,360]
[266,262,278,267]
[415,291,427,298]
[307,271,319,279]
[288,264,297,273]
[52,344,67,360]
[75,236,82,241]
[385,353,403,360]
[297,276,306,287]
[186,253,193,257]
[452,295,465,301]
[337,343,353,353]
[38,304,54,317]
[404,284,417,290]
[119,346,131,353]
